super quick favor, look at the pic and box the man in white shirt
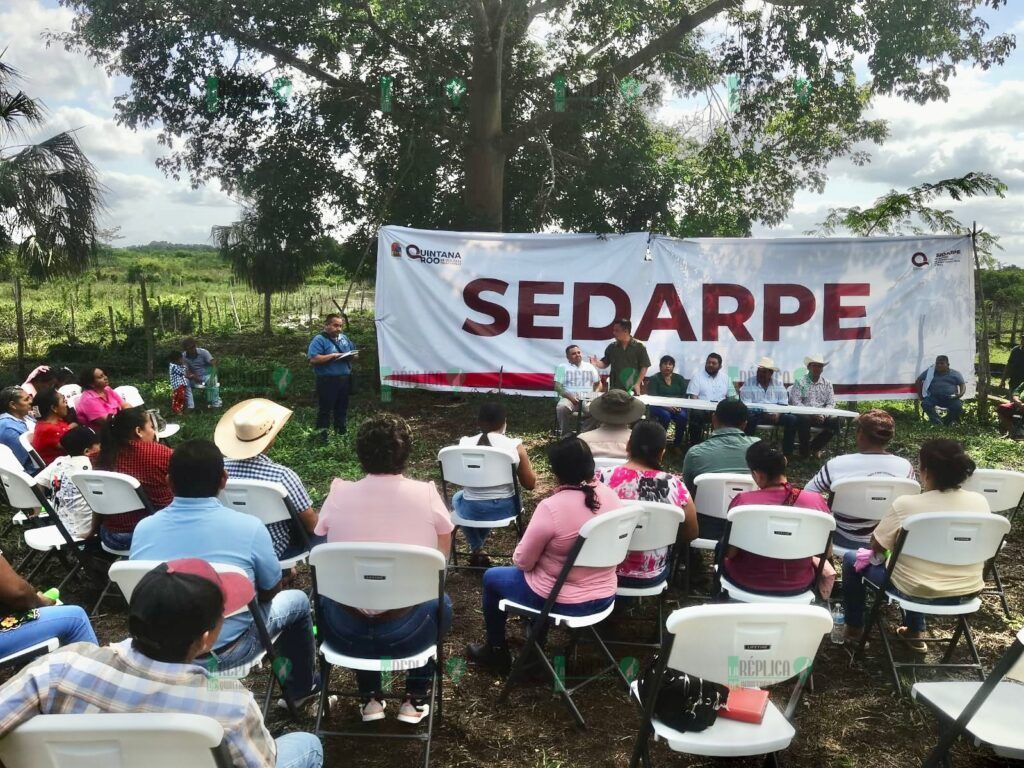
[740,356,797,451]
[554,345,601,436]
[685,353,735,444]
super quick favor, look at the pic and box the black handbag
[637,654,730,732]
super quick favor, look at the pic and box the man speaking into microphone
[308,313,358,436]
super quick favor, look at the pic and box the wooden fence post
[108,305,117,345]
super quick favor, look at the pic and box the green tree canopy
[58,0,1014,239]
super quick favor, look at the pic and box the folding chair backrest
[17,432,44,471]
[437,445,516,489]
[114,385,145,408]
[574,504,644,568]
[830,476,921,523]
[218,479,292,525]
[109,560,253,618]
[664,603,832,688]
[69,470,147,516]
[726,504,836,560]
[626,501,687,552]
[899,513,1010,566]
[960,469,1024,515]
[593,457,627,472]
[310,542,446,612]
[0,466,44,511]
[58,385,82,411]
[0,713,228,768]
[693,473,756,521]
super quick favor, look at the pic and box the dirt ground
[7,387,1022,768]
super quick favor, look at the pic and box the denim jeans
[99,527,133,554]
[315,375,351,433]
[649,406,688,446]
[0,605,97,661]
[203,589,316,700]
[451,491,518,551]
[840,550,975,630]
[922,394,963,426]
[482,566,615,647]
[319,595,453,696]
[275,732,323,768]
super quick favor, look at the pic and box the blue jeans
[746,411,799,453]
[275,732,323,768]
[922,394,963,426]
[0,605,97,661]
[319,595,453,696]
[315,375,351,434]
[99,527,133,553]
[841,550,975,630]
[451,492,518,551]
[482,566,615,647]
[649,407,688,446]
[204,589,316,700]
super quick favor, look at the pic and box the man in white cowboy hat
[578,389,646,459]
[216,399,322,559]
[789,354,839,458]
[739,356,796,448]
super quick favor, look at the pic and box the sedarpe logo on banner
[401,243,462,266]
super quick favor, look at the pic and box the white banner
[376,226,976,400]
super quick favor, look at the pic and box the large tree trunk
[263,289,272,336]
[13,275,26,378]
[465,28,505,232]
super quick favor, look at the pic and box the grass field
[1,250,1023,767]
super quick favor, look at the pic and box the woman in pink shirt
[720,441,831,596]
[466,437,623,674]
[598,421,698,588]
[314,413,453,725]
[75,367,125,430]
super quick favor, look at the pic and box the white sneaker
[360,697,386,722]
[396,696,430,724]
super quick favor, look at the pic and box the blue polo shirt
[129,496,280,645]
[307,333,356,376]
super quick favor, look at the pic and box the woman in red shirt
[31,389,72,466]
[96,408,173,552]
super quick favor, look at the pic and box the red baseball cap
[163,558,255,616]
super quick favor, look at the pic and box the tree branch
[216,23,345,88]
[357,1,422,63]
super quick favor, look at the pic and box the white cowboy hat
[755,356,779,371]
[214,398,293,460]
[803,354,829,367]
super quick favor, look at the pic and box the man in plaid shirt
[0,559,322,768]
[216,399,322,559]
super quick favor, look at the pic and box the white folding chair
[437,445,523,568]
[57,384,82,412]
[914,627,1024,767]
[961,468,1024,617]
[849,513,1011,696]
[0,637,59,669]
[683,473,757,598]
[69,470,154,614]
[497,505,644,728]
[828,476,921,558]
[309,542,447,766]
[0,713,231,768]
[718,504,836,605]
[218,479,312,570]
[606,502,687,647]
[0,466,89,591]
[114,385,145,407]
[17,431,45,472]
[629,603,832,768]
[108,559,299,721]
[593,456,628,472]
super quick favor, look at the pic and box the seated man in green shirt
[646,355,689,448]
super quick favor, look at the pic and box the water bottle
[830,603,846,645]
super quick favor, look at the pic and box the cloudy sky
[4,0,1024,262]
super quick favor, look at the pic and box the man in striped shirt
[0,559,322,768]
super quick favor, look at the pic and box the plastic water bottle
[830,603,845,645]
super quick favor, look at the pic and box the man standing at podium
[308,314,358,436]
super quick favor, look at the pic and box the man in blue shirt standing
[917,355,967,426]
[307,313,358,435]
[181,337,222,409]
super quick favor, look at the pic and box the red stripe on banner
[385,371,555,390]
[833,384,917,395]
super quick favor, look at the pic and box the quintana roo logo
[403,243,463,266]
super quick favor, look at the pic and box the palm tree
[0,52,104,374]
[212,201,322,337]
